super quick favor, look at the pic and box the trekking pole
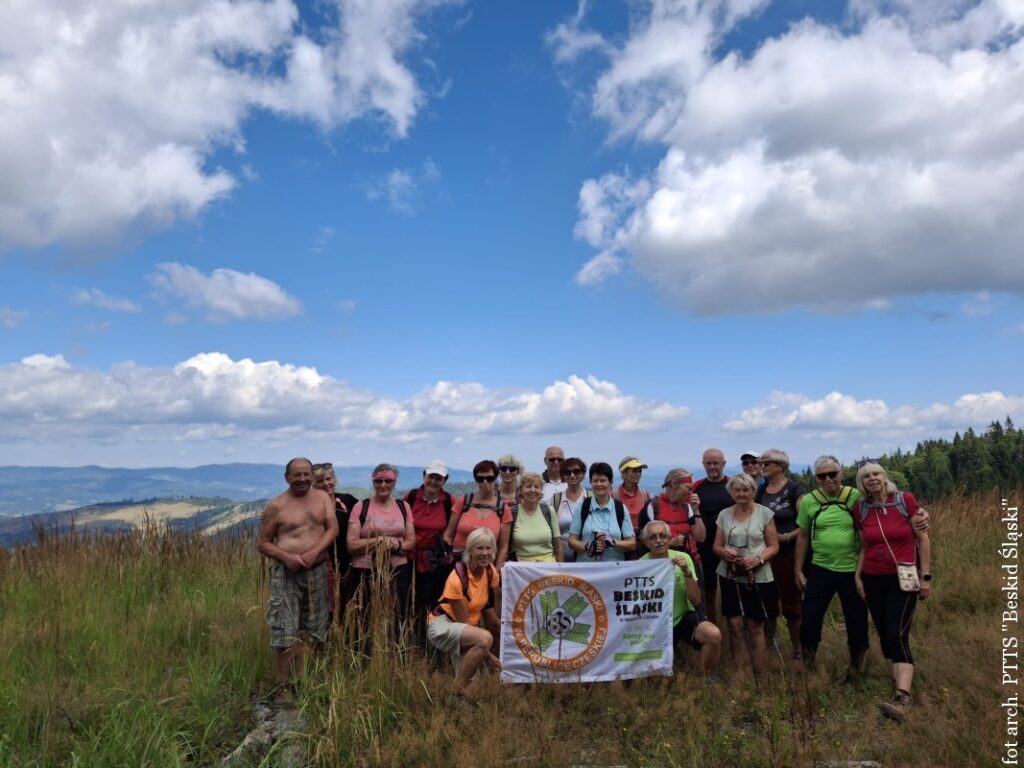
[733,568,760,689]
[749,566,788,680]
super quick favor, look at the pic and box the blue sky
[1,0,1022,472]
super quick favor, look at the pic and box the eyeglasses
[312,462,333,470]
[498,465,519,473]
[475,475,496,483]
[545,456,564,463]
[373,478,395,485]
[855,458,880,468]
[816,471,840,481]
[564,468,583,477]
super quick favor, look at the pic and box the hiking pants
[799,564,868,657]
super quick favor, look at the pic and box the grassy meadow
[0,491,1014,767]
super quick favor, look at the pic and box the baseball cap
[740,451,761,461]
[424,459,448,477]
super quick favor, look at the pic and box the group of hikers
[257,447,932,721]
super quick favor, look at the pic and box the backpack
[640,497,700,561]
[808,487,855,541]
[550,489,593,517]
[358,498,410,527]
[857,491,910,524]
[405,487,453,524]
[509,503,556,531]
[430,560,496,616]
[579,497,627,536]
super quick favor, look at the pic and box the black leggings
[862,572,917,665]
[799,564,869,656]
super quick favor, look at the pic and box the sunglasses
[373,478,395,485]
[741,460,759,466]
[759,460,777,467]
[475,475,497,483]
[564,468,584,477]
[545,457,564,463]
[312,462,333,470]
[816,471,840,480]
[498,465,519,473]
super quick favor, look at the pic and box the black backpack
[405,487,453,524]
[358,498,410,527]
[639,497,700,561]
[579,497,627,535]
[509,502,556,530]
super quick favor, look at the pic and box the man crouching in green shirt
[641,520,722,679]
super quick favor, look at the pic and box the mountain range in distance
[0,463,477,517]
[0,461,795,519]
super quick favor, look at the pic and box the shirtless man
[258,457,339,687]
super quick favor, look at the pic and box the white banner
[499,560,675,684]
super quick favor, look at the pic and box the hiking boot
[879,688,911,722]
[842,649,866,684]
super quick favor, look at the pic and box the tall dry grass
[0,490,1015,767]
[0,520,264,767]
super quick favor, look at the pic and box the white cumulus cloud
[0,353,690,448]
[725,389,1024,433]
[557,0,1024,313]
[0,0,455,250]
[149,263,303,321]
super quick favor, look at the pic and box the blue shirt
[570,498,635,562]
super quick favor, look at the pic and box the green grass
[0,491,1013,767]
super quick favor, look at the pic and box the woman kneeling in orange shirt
[426,527,502,702]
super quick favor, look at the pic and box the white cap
[424,459,448,477]
[740,451,761,461]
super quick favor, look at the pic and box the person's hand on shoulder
[912,509,930,532]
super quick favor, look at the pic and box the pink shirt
[348,498,413,569]
[453,500,512,550]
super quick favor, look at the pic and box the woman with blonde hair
[854,462,931,722]
[713,472,779,675]
[508,472,563,563]
[496,453,525,507]
[426,528,502,702]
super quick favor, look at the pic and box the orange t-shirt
[429,565,500,626]
[617,484,650,530]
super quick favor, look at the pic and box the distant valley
[0,463,475,517]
